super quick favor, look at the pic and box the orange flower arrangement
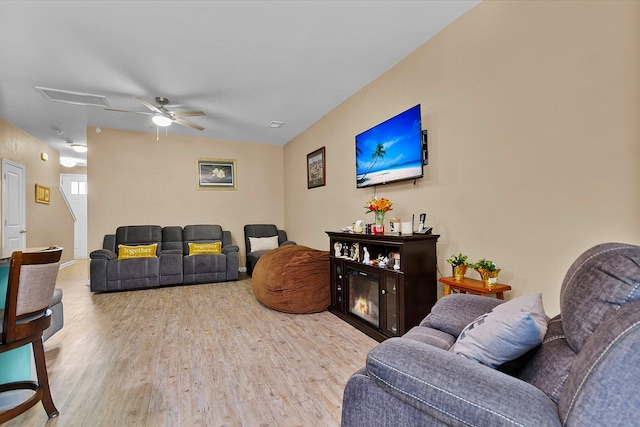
[364,197,393,214]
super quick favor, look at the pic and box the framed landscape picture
[197,158,237,190]
[307,147,326,189]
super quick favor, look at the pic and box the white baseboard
[239,266,247,273]
[60,259,76,269]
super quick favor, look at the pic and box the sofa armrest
[224,246,239,280]
[366,337,561,426]
[89,249,117,260]
[277,229,288,245]
[280,240,296,246]
[103,234,116,252]
[222,245,239,254]
[558,300,640,426]
[222,230,232,248]
[425,293,504,336]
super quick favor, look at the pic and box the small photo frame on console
[307,146,326,189]
[197,158,237,190]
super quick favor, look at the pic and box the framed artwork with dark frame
[35,183,50,204]
[307,146,326,189]
[196,158,237,190]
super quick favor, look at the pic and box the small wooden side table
[439,276,512,300]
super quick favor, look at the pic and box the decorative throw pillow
[188,242,222,255]
[249,236,279,252]
[118,243,158,259]
[451,293,548,369]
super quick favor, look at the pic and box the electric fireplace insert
[347,267,380,328]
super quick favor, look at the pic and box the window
[71,181,87,195]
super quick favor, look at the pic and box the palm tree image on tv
[357,143,386,185]
[356,105,423,188]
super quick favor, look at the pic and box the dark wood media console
[326,231,439,342]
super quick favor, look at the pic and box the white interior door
[60,173,88,258]
[2,159,27,251]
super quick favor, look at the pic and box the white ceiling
[0,1,480,166]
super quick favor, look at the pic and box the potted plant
[446,253,469,280]
[471,258,501,288]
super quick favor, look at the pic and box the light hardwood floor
[4,260,377,426]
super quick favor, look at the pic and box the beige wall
[283,1,640,316]
[3,1,639,316]
[63,165,87,175]
[87,127,285,268]
[0,119,75,264]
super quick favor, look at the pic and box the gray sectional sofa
[89,225,239,292]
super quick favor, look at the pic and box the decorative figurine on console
[334,242,342,258]
[362,247,370,265]
[342,244,350,258]
[378,256,389,268]
[353,243,360,262]
[349,243,360,260]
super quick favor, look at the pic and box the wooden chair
[0,248,62,423]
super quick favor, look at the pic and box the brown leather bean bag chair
[251,245,330,314]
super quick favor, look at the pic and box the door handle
[19,229,27,233]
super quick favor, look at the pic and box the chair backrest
[244,224,279,255]
[115,225,162,254]
[1,248,62,344]
[517,243,640,422]
[162,226,184,252]
[182,225,226,253]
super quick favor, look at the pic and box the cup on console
[401,222,412,235]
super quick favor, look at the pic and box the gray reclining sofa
[342,242,640,426]
[89,224,238,292]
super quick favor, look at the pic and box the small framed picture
[307,146,326,189]
[197,158,237,190]
[35,184,50,204]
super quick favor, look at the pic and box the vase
[373,211,386,235]
[453,265,468,281]
[475,268,501,288]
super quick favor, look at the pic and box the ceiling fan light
[70,143,88,153]
[152,114,172,127]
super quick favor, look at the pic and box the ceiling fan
[106,96,205,131]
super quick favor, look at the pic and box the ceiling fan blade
[104,108,153,116]
[173,117,204,131]
[134,96,162,114]
[171,110,205,117]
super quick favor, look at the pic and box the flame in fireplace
[352,296,379,325]
[354,296,371,317]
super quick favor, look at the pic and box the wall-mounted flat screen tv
[356,104,424,189]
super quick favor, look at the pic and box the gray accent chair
[243,224,295,276]
[182,225,239,284]
[342,243,640,426]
